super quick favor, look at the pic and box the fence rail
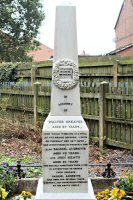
[12,57,133,88]
[0,80,133,150]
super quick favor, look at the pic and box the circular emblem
[52,59,79,90]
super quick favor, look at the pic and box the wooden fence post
[33,82,41,127]
[31,65,37,89]
[99,81,109,151]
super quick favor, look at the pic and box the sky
[38,0,124,55]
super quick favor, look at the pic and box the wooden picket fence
[0,80,133,150]
[15,56,133,87]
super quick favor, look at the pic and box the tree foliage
[0,0,45,62]
[0,63,18,82]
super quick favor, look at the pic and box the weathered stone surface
[36,2,95,200]
[36,178,95,200]
[51,5,80,116]
[14,177,117,195]
[42,116,88,193]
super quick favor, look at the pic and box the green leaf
[0,0,45,62]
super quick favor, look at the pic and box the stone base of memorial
[35,115,96,200]
[35,178,95,200]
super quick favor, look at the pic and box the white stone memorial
[35,2,95,200]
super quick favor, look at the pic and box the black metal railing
[6,161,133,179]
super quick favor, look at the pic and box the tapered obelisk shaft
[51,5,80,116]
[54,6,78,61]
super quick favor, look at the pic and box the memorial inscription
[58,95,73,113]
[59,67,73,80]
[53,59,79,90]
[43,116,88,193]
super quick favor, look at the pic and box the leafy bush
[0,63,18,82]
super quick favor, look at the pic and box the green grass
[0,154,42,178]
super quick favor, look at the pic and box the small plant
[114,172,133,192]
[0,187,8,200]
[0,162,17,197]
[15,191,33,200]
[97,172,133,200]
[97,188,110,200]
[27,167,42,178]
[109,187,126,200]
[97,188,126,200]
[0,155,42,179]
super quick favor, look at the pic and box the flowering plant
[109,187,126,200]
[114,173,133,192]
[0,187,8,200]
[15,191,33,200]
[97,172,133,200]
[0,162,17,196]
[97,188,126,200]
[97,188,110,200]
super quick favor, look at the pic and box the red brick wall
[115,0,133,49]
[117,46,133,56]
[28,44,54,62]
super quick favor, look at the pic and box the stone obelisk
[35,2,95,200]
